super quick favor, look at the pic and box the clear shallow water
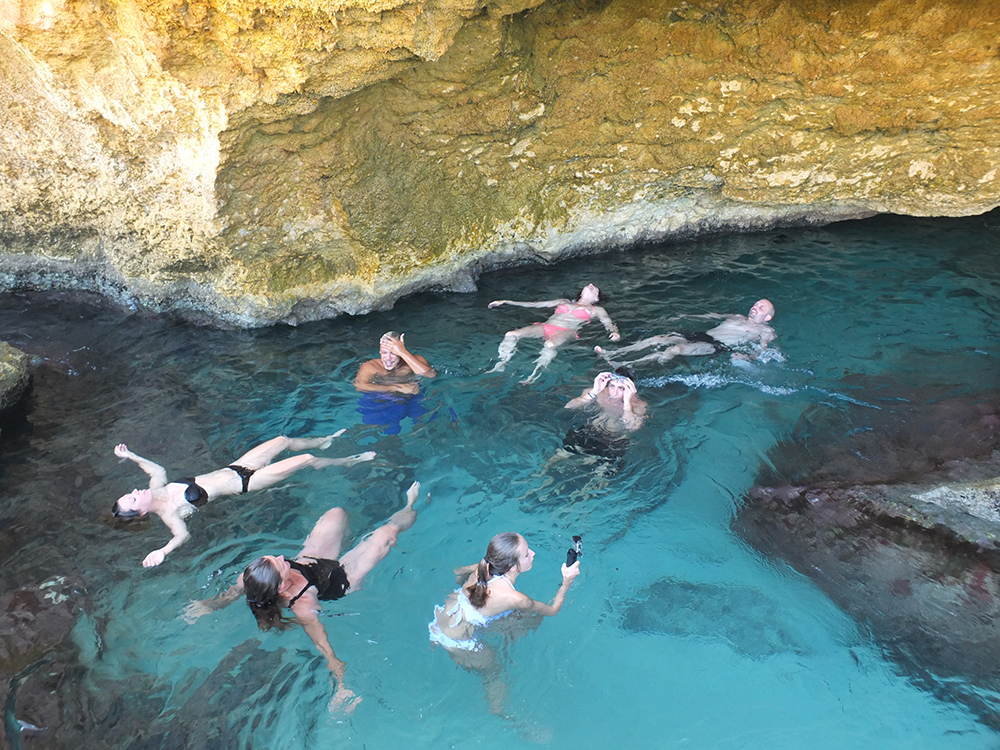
[1,214,999,748]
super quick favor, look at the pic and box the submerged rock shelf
[2,0,998,325]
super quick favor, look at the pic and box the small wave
[641,371,802,396]
[641,372,733,390]
[749,346,786,364]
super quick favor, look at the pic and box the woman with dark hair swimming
[488,283,621,384]
[185,481,422,712]
[111,434,375,567]
[429,532,580,713]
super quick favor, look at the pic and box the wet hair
[613,365,636,383]
[111,500,144,520]
[465,532,523,609]
[112,491,149,522]
[380,331,402,344]
[243,557,295,632]
[104,506,151,531]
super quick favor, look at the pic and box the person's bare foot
[404,481,423,509]
[318,429,347,450]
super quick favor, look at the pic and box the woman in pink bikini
[488,284,621,384]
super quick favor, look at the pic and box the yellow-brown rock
[1,0,998,325]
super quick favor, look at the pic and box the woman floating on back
[185,481,422,712]
[111,434,375,567]
[488,283,620,384]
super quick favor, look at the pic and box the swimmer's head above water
[466,532,532,608]
[748,299,775,324]
[244,555,294,632]
[577,284,602,305]
[604,366,637,396]
[379,331,404,370]
[112,488,153,520]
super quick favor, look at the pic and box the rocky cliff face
[2,0,998,325]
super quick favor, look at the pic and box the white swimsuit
[428,583,513,652]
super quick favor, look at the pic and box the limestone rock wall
[1,0,998,325]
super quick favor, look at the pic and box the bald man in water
[595,299,777,368]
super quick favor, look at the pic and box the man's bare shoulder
[356,358,386,376]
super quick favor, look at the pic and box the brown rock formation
[2,0,998,325]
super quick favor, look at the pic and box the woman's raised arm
[115,443,169,488]
[514,561,580,617]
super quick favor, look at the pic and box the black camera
[566,535,583,566]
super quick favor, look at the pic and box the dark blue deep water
[1,214,998,748]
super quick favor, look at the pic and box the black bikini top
[287,558,350,605]
[176,477,209,507]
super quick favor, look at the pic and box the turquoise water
[1,214,999,748]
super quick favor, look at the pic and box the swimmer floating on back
[596,298,776,368]
[112,434,375,567]
[185,482,422,713]
[488,283,620,384]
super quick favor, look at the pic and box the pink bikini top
[554,304,592,320]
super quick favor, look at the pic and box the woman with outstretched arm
[111,433,375,567]
[429,532,580,713]
[488,283,620,384]
[185,481,422,712]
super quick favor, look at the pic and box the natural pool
[1,214,999,748]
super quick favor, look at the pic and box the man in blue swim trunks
[354,332,437,435]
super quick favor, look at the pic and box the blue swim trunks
[357,392,428,435]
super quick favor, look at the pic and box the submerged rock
[736,391,1000,724]
[2,0,999,325]
[620,578,807,660]
[0,578,83,749]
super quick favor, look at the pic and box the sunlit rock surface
[0,341,31,414]
[2,0,999,325]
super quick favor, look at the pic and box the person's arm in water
[291,594,360,713]
[183,576,245,623]
[487,298,565,310]
[383,334,436,378]
[511,561,581,617]
[759,326,777,349]
[142,509,191,568]
[565,372,612,410]
[115,443,169,489]
[620,380,647,431]
[591,306,621,341]
[353,359,419,395]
